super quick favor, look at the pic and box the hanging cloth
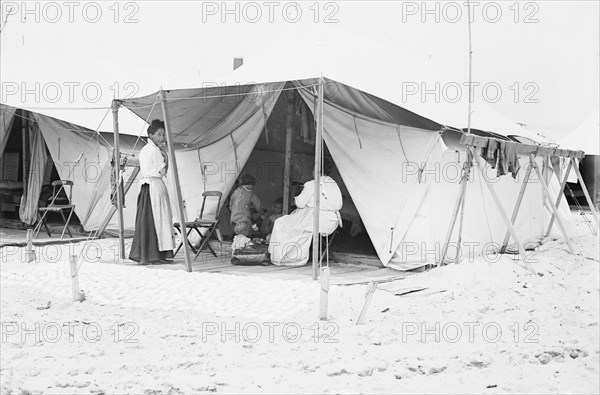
[504,141,521,178]
[19,122,48,224]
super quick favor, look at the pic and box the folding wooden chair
[173,191,223,259]
[306,228,338,264]
[35,180,75,239]
[320,229,338,263]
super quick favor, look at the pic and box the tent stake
[545,158,573,237]
[355,281,377,325]
[571,157,599,233]
[160,90,193,273]
[319,266,330,321]
[111,101,125,260]
[312,77,324,281]
[530,154,575,254]
[500,162,533,253]
[25,229,35,263]
[69,255,84,302]
[471,148,536,274]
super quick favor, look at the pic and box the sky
[1,0,598,140]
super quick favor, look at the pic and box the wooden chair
[306,228,339,264]
[320,230,338,264]
[35,180,75,239]
[173,191,223,259]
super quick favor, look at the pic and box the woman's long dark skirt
[129,184,174,264]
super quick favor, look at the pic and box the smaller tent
[0,103,141,234]
[558,110,600,207]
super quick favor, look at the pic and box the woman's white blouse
[139,139,166,184]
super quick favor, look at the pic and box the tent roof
[1,102,106,142]
[118,77,445,148]
[119,28,547,145]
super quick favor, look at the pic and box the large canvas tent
[108,31,570,271]
[115,77,571,271]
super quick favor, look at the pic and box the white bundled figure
[268,160,343,266]
[232,234,252,252]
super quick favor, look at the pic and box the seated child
[264,197,284,241]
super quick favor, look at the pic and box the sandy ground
[0,212,598,394]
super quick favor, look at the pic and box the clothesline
[460,134,585,159]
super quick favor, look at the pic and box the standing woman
[129,119,175,264]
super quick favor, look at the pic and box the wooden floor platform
[120,245,414,285]
[1,229,417,287]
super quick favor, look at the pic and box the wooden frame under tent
[440,133,599,275]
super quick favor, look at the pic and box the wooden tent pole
[455,150,472,263]
[283,98,293,214]
[500,162,533,253]
[545,158,573,237]
[312,77,324,281]
[160,90,193,273]
[439,157,470,266]
[571,157,599,233]
[439,175,467,266]
[529,154,575,254]
[471,148,536,274]
[453,0,474,264]
[111,100,125,259]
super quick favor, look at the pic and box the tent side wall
[32,112,115,232]
[296,86,572,269]
[389,148,572,270]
